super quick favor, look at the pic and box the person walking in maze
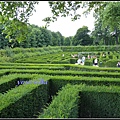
[117,61,120,67]
[81,56,85,65]
[93,56,98,67]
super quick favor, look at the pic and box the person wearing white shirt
[77,58,82,65]
[94,56,98,67]
[82,56,86,65]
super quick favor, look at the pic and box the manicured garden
[0,45,120,118]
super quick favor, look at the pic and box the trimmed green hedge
[62,64,120,72]
[105,60,120,67]
[0,63,120,72]
[0,73,42,93]
[0,70,10,77]
[7,69,120,78]
[39,84,80,118]
[0,65,65,70]
[48,75,120,96]
[61,45,120,52]
[39,84,120,118]
[0,76,49,118]
[0,46,63,62]
[79,85,120,118]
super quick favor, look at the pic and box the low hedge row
[61,46,120,52]
[0,76,49,118]
[39,84,80,118]
[0,65,65,70]
[1,73,120,98]
[7,69,120,78]
[0,73,43,93]
[0,63,120,72]
[14,52,70,64]
[48,75,120,96]
[1,72,120,118]
[0,63,65,66]
[78,85,120,118]
[0,46,63,62]
[38,84,120,118]
[0,70,10,77]
[63,64,120,72]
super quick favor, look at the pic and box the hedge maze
[0,46,120,118]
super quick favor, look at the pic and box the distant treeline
[0,23,120,49]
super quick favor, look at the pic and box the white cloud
[28,1,95,37]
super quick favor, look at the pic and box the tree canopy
[0,1,120,45]
[0,1,39,42]
[73,26,93,46]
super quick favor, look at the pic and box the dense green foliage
[0,2,39,42]
[0,47,120,118]
[0,78,49,118]
[0,1,120,118]
[39,84,120,118]
[72,26,93,45]
[0,46,120,68]
[0,1,120,46]
[39,84,80,118]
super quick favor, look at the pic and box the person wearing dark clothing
[117,61,120,67]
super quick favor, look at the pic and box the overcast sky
[28,1,95,37]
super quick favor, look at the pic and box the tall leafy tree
[39,27,52,47]
[73,26,92,46]
[51,31,60,46]
[64,36,73,46]
[101,2,120,45]
[1,1,120,47]
[56,31,64,46]
[25,24,40,47]
[0,24,8,48]
[0,1,39,42]
[91,18,111,45]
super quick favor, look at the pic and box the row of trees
[0,1,120,48]
[91,20,120,46]
[43,1,120,46]
[0,23,64,48]
[0,21,120,49]
[0,22,91,48]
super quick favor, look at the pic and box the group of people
[75,56,86,65]
[75,55,99,67]
[65,53,120,68]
